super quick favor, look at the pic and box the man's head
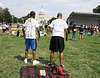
[30,11,36,18]
[57,13,62,19]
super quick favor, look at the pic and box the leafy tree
[0,7,3,22]
[48,17,57,24]
[3,8,12,23]
[93,5,100,13]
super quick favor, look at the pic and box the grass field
[0,30,100,78]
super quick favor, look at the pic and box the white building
[67,12,100,27]
[36,7,51,26]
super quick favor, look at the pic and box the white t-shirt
[23,18,39,39]
[2,24,7,29]
[6,25,8,28]
[50,19,68,38]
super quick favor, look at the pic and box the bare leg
[25,49,28,59]
[32,50,36,60]
[50,51,54,64]
[79,34,81,41]
[3,31,6,36]
[82,34,83,40]
[60,52,63,65]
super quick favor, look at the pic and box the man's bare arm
[50,27,53,32]
[65,28,68,41]
[22,26,25,39]
[37,27,40,42]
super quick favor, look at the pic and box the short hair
[30,11,35,17]
[57,13,62,18]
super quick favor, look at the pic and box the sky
[0,0,100,19]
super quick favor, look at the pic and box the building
[67,12,100,27]
[36,7,51,26]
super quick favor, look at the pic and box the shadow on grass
[14,55,32,63]
[68,39,79,41]
[14,56,58,66]
[37,57,57,66]
[94,42,100,44]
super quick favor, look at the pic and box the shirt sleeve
[35,21,39,28]
[50,21,54,28]
[64,22,68,29]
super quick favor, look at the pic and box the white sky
[0,0,100,20]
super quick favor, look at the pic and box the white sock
[25,58,27,60]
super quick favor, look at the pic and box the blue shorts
[25,39,37,50]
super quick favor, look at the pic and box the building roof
[68,12,100,18]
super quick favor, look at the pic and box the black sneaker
[48,63,52,67]
[60,65,64,68]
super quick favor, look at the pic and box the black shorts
[2,29,6,32]
[49,36,64,52]
[6,28,9,30]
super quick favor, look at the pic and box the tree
[0,7,3,22]
[3,8,12,22]
[48,17,57,24]
[93,5,100,13]
[0,7,19,23]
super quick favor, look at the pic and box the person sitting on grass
[16,30,22,37]
[40,29,48,36]
[48,13,68,68]
[12,29,16,35]
[79,25,84,41]
[22,11,40,65]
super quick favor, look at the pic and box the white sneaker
[33,60,39,65]
[24,59,27,63]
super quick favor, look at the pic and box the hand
[38,37,40,42]
[66,37,68,41]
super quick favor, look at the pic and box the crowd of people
[1,22,22,37]
[71,23,100,41]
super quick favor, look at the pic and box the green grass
[0,30,100,78]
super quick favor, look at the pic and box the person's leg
[50,51,54,64]
[82,34,83,40]
[60,52,63,65]
[24,49,28,63]
[25,49,28,59]
[79,34,81,41]
[74,32,76,40]
[3,31,6,36]
[32,50,36,60]
[72,31,74,40]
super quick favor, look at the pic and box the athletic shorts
[49,36,64,52]
[6,28,9,30]
[2,29,6,32]
[80,32,83,34]
[25,39,37,50]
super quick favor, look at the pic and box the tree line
[0,7,24,23]
[0,5,99,23]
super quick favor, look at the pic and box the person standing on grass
[79,25,84,41]
[91,25,95,37]
[72,23,77,40]
[22,11,40,65]
[8,23,12,35]
[48,13,68,68]
[1,22,7,36]
[47,24,50,36]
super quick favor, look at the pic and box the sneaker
[48,63,52,67]
[24,59,27,63]
[33,60,39,65]
[60,65,64,68]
